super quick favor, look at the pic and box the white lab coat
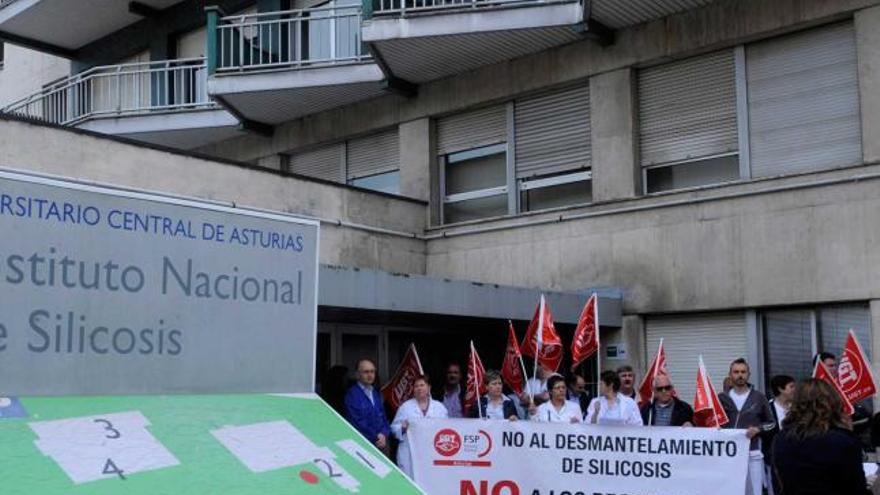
[531,400,583,423]
[584,394,643,426]
[391,398,448,479]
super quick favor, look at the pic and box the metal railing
[367,0,577,17]
[214,6,370,73]
[2,58,216,126]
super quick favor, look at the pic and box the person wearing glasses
[639,374,694,427]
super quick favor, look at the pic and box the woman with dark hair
[469,370,518,420]
[529,374,582,423]
[391,374,449,478]
[772,378,870,495]
[585,370,643,426]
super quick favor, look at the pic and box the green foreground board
[0,394,423,495]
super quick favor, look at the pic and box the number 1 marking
[355,451,375,470]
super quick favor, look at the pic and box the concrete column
[870,300,880,411]
[599,315,645,376]
[590,68,640,202]
[398,118,433,202]
[856,6,880,164]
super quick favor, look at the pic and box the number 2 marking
[102,459,126,480]
[313,458,342,478]
[93,419,121,439]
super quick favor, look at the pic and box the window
[762,304,872,390]
[638,23,862,193]
[288,128,401,194]
[639,50,740,193]
[437,83,593,224]
[515,83,592,212]
[442,144,508,223]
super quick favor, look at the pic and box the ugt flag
[813,358,855,416]
[570,293,599,369]
[521,295,563,373]
[637,339,674,408]
[381,343,424,412]
[838,330,877,404]
[502,322,526,395]
[463,341,487,417]
[693,356,729,427]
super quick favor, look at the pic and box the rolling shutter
[645,312,747,403]
[747,23,861,177]
[437,104,507,156]
[289,142,344,182]
[346,128,400,179]
[514,83,591,179]
[818,305,872,360]
[638,50,738,166]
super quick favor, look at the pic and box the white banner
[409,419,749,495]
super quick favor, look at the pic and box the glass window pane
[521,179,591,212]
[445,151,506,195]
[444,194,507,224]
[646,154,740,193]
[762,310,814,386]
[818,305,872,359]
[349,170,400,194]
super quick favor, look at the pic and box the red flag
[521,295,563,372]
[502,322,526,395]
[813,359,855,416]
[693,356,729,427]
[838,330,877,404]
[464,341,487,417]
[571,294,599,368]
[637,339,674,408]
[381,344,424,412]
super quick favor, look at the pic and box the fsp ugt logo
[434,429,462,457]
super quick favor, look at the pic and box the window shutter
[747,23,861,177]
[437,104,507,156]
[645,312,747,402]
[514,83,590,179]
[346,128,400,180]
[289,142,344,182]
[638,50,738,166]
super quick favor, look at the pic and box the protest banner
[409,419,749,495]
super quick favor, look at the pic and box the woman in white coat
[529,375,583,423]
[391,374,448,479]
[585,370,643,426]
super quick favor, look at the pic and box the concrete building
[2,0,879,405]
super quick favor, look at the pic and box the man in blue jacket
[344,358,391,455]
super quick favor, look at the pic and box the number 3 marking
[93,419,121,439]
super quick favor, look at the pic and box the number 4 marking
[102,459,126,480]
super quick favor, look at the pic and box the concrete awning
[318,264,622,326]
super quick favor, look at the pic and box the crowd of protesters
[324,354,875,494]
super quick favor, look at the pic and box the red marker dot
[299,470,319,484]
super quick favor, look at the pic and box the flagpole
[594,293,601,403]
[531,295,545,404]
[471,341,483,419]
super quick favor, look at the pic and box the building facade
[1,0,879,403]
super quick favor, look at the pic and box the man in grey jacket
[718,358,775,495]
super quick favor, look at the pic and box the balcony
[1,58,241,149]
[206,5,387,127]
[0,0,183,55]
[361,0,602,85]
